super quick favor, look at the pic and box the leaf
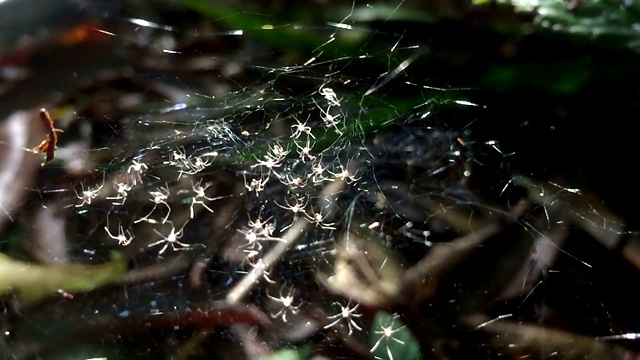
[498,0,640,52]
[0,251,127,304]
[317,231,402,307]
[182,0,332,53]
[259,345,313,360]
[350,3,437,23]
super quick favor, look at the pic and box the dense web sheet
[0,1,639,359]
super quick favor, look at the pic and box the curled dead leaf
[317,229,403,307]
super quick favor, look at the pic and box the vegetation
[0,1,639,359]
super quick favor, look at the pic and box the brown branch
[399,199,530,308]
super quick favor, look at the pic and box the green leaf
[259,345,314,360]
[183,0,334,53]
[499,0,640,52]
[350,3,437,23]
[0,251,127,304]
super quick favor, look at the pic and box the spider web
[1,1,639,359]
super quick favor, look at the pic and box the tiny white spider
[251,143,289,174]
[247,210,276,238]
[169,147,188,165]
[238,211,282,255]
[314,100,342,133]
[276,195,308,230]
[189,179,224,219]
[306,208,336,230]
[164,148,185,172]
[107,181,133,206]
[268,286,302,323]
[243,172,269,195]
[250,258,276,284]
[134,184,171,224]
[75,182,104,207]
[329,165,360,184]
[269,144,288,159]
[104,223,134,246]
[324,300,363,335]
[238,227,262,253]
[127,159,148,185]
[370,313,406,360]
[309,158,330,184]
[179,153,217,179]
[321,109,341,128]
[319,86,341,107]
[295,137,315,162]
[148,220,191,254]
[167,147,192,179]
[252,155,284,172]
[238,229,285,258]
[290,115,315,139]
[281,174,307,189]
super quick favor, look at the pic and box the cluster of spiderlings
[64,84,358,259]
[231,86,361,272]
[64,74,458,358]
[64,137,231,257]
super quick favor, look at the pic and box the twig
[463,314,640,359]
[226,177,346,304]
[399,199,530,307]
